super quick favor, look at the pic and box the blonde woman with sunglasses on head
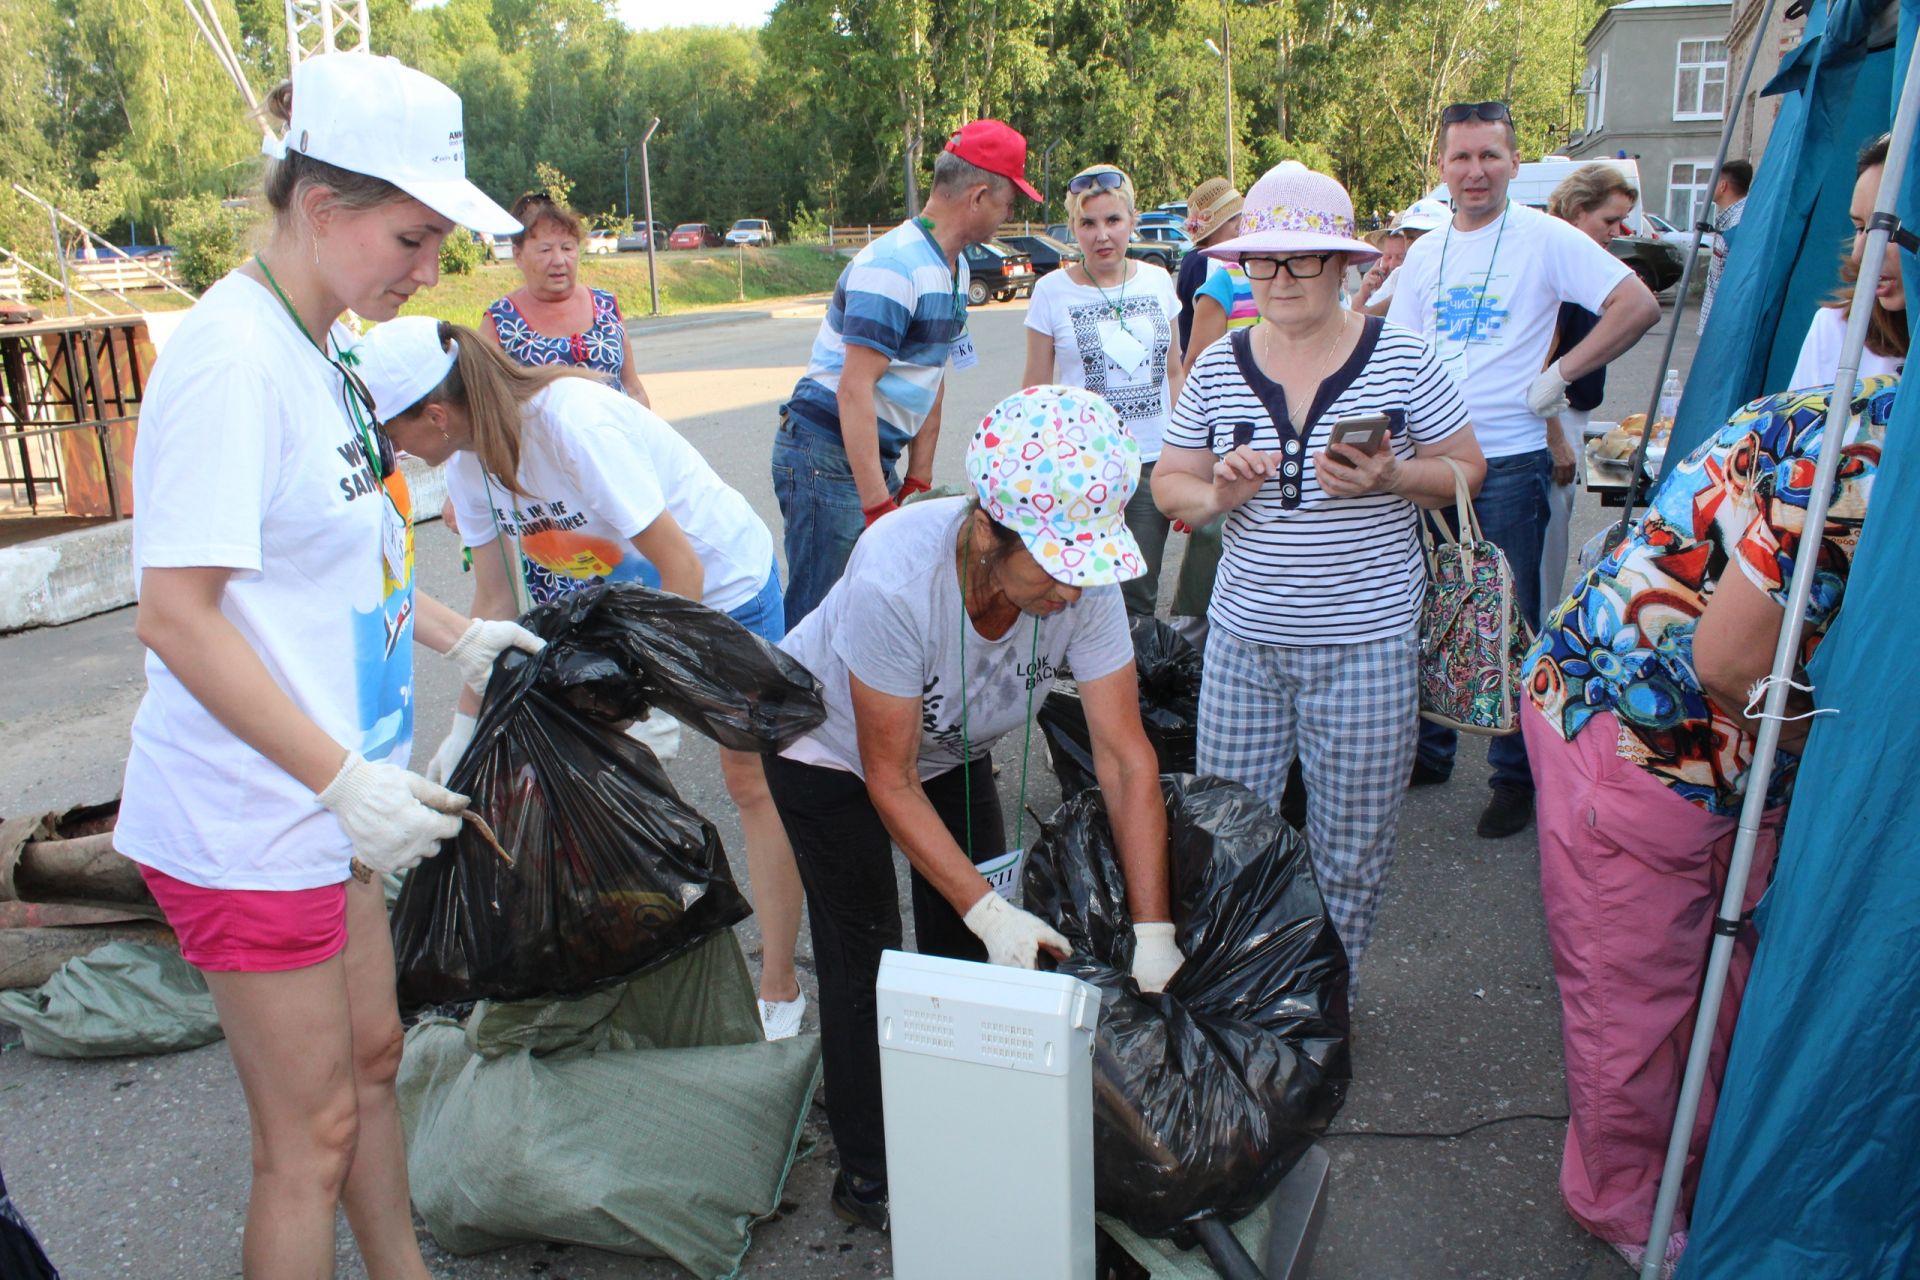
[1022,164,1185,617]
[118,54,543,1277]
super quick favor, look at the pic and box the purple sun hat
[1203,161,1381,264]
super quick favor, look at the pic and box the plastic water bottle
[1658,368,1683,422]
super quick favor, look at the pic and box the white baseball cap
[351,316,457,423]
[1392,197,1452,234]
[262,53,520,236]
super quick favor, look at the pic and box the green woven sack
[0,942,221,1058]
[396,930,820,1280]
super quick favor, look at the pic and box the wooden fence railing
[827,220,1060,250]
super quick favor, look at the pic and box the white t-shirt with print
[1164,318,1472,647]
[1788,305,1904,392]
[445,377,773,612]
[117,273,418,891]
[1025,263,1182,460]
[1387,201,1631,458]
[778,498,1135,780]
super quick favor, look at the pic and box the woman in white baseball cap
[117,53,538,1277]
[351,314,809,1041]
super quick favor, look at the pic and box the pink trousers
[1524,708,1782,1247]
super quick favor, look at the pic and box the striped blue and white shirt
[783,219,970,460]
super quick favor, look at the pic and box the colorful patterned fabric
[1522,376,1896,814]
[965,385,1144,586]
[484,287,626,386]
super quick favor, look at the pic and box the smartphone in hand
[1325,413,1390,463]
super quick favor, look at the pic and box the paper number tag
[381,499,409,580]
[976,847,1024,903]
[951,331,979,370]
[1099,318,1149,378]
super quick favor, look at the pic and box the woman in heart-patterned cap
[763,384,1183,1231]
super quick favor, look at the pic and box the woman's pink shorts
[138,865,348,973]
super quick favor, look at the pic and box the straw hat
[1203,162,1381,263]
[1185,178,1244,240]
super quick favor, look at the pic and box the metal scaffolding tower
[285,0,369,65]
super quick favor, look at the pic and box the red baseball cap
[944,120,1043,202]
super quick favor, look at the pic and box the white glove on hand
[423,712,477,786]
[1131,922,1185,993]
[1526,360,1571,417]
[447,619,546,696]
[317,752,467,876]
[963,890,1071,969]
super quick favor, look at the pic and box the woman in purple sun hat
[1152,161,1487,996]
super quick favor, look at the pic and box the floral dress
[1522,376,1895,814]
[485,287,626,386]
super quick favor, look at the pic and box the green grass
[398,245,846,328]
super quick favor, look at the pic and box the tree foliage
[4,0,1606,251]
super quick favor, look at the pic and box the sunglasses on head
[1067,170,1128,195]
[1241,253,1334,281]
[1440,101,1513,126]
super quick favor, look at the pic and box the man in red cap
[773,119,1041,630]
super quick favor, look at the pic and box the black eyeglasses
[1240,253,1334,281]
[1066,170,1128,195]
[1440,101,1513,126]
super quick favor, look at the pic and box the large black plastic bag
[1023,775,1350,1240]
[390,584,826,1010]
[1038,618,1204,799]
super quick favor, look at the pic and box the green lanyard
[1086,261,1130,320]
[918,214,968,320]
[958,527,1041,859]
[1434,201,1510,380]
[253,255,388,496]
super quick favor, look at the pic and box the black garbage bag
[0,1165,60,1280]
[390,585,826,1010]
[1023,774,1349,1240]
[1038,618,1203,800]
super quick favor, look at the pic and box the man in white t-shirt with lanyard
[1387,101,1660,839]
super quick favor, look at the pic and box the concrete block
[0,457,447,632]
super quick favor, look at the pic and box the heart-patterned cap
[965,385,1145,587]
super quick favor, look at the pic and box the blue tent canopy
[1679,3,1920,1275]
[1666,0,1895,466]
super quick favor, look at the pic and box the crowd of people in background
[108,44,1903,1280]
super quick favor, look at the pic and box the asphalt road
[0,288,1699,1280]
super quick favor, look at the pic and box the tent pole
[1636,34,1920,1280]
[1607,0,1781,555]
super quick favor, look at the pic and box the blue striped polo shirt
[783,219,970,460]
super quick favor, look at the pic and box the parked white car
[725,219,775,248]
[585,229,618,255]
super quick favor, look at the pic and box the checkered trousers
[1197,627,1420,975]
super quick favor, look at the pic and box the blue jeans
[1416,448,1553,792]
[725,562,786,644]
[771,415,896,631]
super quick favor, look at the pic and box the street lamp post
[639,117,661,317]
[622,146,631,222]
[1204,23,1235,187]
[1042,138,1063,223]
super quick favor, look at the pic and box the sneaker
[1409,759,1451,787]
[1476,783,1535,839]
[830,1170,889,1231]
[758,989,807,1041]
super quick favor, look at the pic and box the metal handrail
[12,184,199,303]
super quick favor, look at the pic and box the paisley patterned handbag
[1418,458,1531,735]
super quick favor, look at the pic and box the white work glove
[447,619,546,695]
[317,752,467,876]
[963,890,1071,970]
[1130,922,1186,994]
[423,712,477,786]
[1526,360,1572,418]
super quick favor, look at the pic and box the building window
[1674,38,1728,119]
[1582,54,1608,132]
[1668,160,1716,230]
